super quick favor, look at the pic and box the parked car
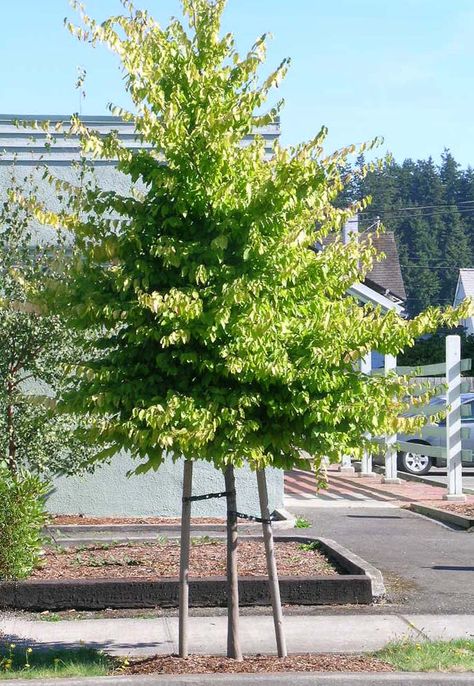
[394,392,474,475]
[373,392,474,475]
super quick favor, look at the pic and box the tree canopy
[17,0,471,476]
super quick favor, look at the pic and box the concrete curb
[409,503,474,531]
[272,508,297,528]
[0,536,380,610]
[317,537,386,599]
[0,673,472,686]
[0,575,372,612]
[45,512,296,544]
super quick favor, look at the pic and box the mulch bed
[436,502,474,518]
[34,540,337,580]
[118,654,393,675]
[50,515,225,525]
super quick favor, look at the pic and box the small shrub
[0,465,49,580]
[298,541,320,551]
[294,516,311,529]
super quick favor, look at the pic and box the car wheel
[398,448,432,476]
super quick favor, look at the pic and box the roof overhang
[348,282,404,315]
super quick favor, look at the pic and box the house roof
[0,115,280,165]
[366,232,407,302]
[321,228,407,304]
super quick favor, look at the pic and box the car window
[461,401,474,421]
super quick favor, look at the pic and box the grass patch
[37,612,62,623]
[376,639,474,672]
[294,516,311,529]
[2,639,472,679]
[0,645,115,680]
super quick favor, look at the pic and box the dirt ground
[50,515,225,525]
[437,502,474,518]
[34,539,339,580]
[118,653,393,675]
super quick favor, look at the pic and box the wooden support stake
[178,459,193,658]
[224,465,243,661]
[257,469,287,657]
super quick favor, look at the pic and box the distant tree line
[339,150,474,317]
[397,328,474,375]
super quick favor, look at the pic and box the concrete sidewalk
[1,613,474,657]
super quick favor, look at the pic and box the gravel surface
[33,540,338,580]
[119,654,393,675]
[437,503,474,517]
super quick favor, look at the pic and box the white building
[453,269,474,335]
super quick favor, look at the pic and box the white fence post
[383,353,402,484]
[339,453,355,474]
[444,335,466,501]
[360,353,376,478]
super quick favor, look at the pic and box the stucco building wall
[47,454,284,517]
[0,115,284,516]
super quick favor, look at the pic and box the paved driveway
[284,503,474,615]
[284,466,474,615]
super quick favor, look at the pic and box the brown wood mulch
[50,515,225,525]
[437,502,474,518]
[118,654,393,675]
[34,540,337,580]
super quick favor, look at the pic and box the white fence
[368,336,471,501]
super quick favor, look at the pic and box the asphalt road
[285,503,474,615]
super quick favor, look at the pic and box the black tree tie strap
[183,490,235,503]
[228,510,275,525]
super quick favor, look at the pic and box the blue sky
[2,0,474,166]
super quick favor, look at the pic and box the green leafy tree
[439,206,472,300]
[398,213,441,314]
[19,0,470,659]
[0,180,93,478]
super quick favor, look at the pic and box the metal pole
[257,469,287,657]
[178,459,193,657]
[445,335,466,501]
[383,353,401,484]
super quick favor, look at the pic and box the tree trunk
[224,465,242,660]
[257,468,287,657]
[178,459,193,658]
[6,379,17,476]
